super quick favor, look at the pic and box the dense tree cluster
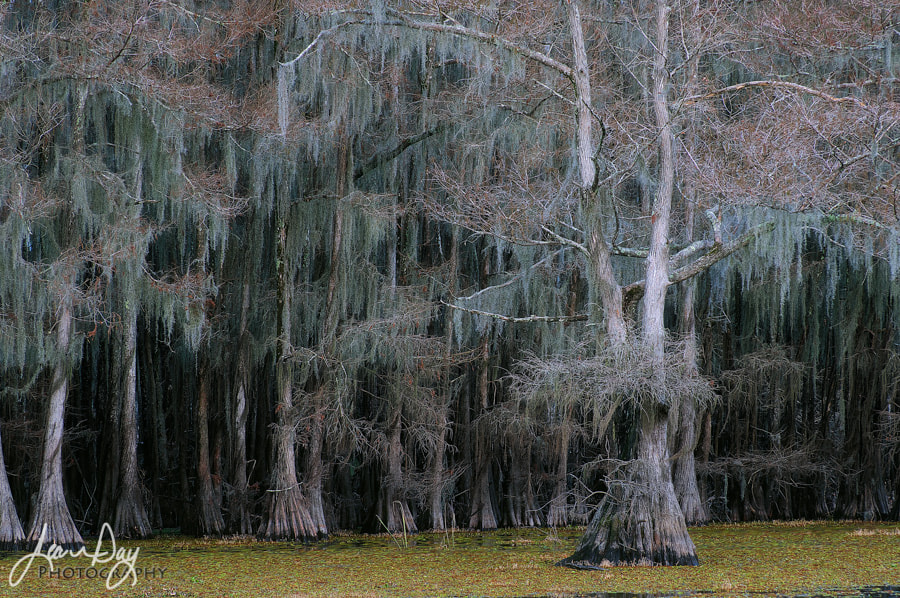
[0,0,898,566]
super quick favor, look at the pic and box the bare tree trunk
[634,0,695,561]
[565,409,698,567]
[468,338,497,530]
[0,422,24,550]
[673,248,708,524]
[259,361,316,540]
[196,356,225,536]
[301,401,328,537]
[672,375,707,523]
[375,413,417,533]
[563,0,697,567]
[429,228,458,531]
[673,133,708,523]
[501,441,541,527]
[428,409,451,530]
[27,299,84,550]
[567,0,627,343]
[259,218,316,541]
[113,310,152,539]
[228,280,253,535]
[671,0,707,526]
[546,417,572,527]
[468,434,497,530]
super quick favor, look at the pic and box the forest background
[0,0,899,568]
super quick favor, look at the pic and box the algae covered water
[537,587,900,598]
[0,522,896,597]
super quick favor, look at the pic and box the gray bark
[113,310,152,539]
[0,422,24,550]
[196,357,225,536]
[566,0,627,343]
[375,413,418,533]
[228,280,253,535]
[259,219,316,541]
[546,419,572,527]
[27,299,84,550]
[562,0,698,567]
[469,339,498,530]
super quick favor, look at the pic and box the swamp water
[534,587,900,597]
[0,522,896,597]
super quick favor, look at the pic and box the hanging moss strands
[0,1,898,568]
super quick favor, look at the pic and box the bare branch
[684,80,868,109]
[611,245,648,259]
[670,239,714,265]
[541,226,589,258]
[452,248,569,303]
[441,300,587,323]
[280,21,362,68]
[354,124,447,182]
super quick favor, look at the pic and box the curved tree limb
[279,11,573,79]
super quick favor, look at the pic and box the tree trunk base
[674,453,708,526]
[114,492,153,540]
[558,491,699,568]
[546,486,569,528]
[0,495,24,551]
[299,488,329,539]
[258,486,318,542]
[559,410,699,568]
[27,495,84,551]
[375,495,418,535]
[197,494,225,537]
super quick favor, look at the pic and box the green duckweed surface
[0,521,897,597]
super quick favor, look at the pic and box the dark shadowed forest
[1,0,899,568]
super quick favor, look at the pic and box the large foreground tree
[275,0,895,565]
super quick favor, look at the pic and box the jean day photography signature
[8,522,141,590]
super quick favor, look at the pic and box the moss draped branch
[279,10,573,80]
[623,221,777,307]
